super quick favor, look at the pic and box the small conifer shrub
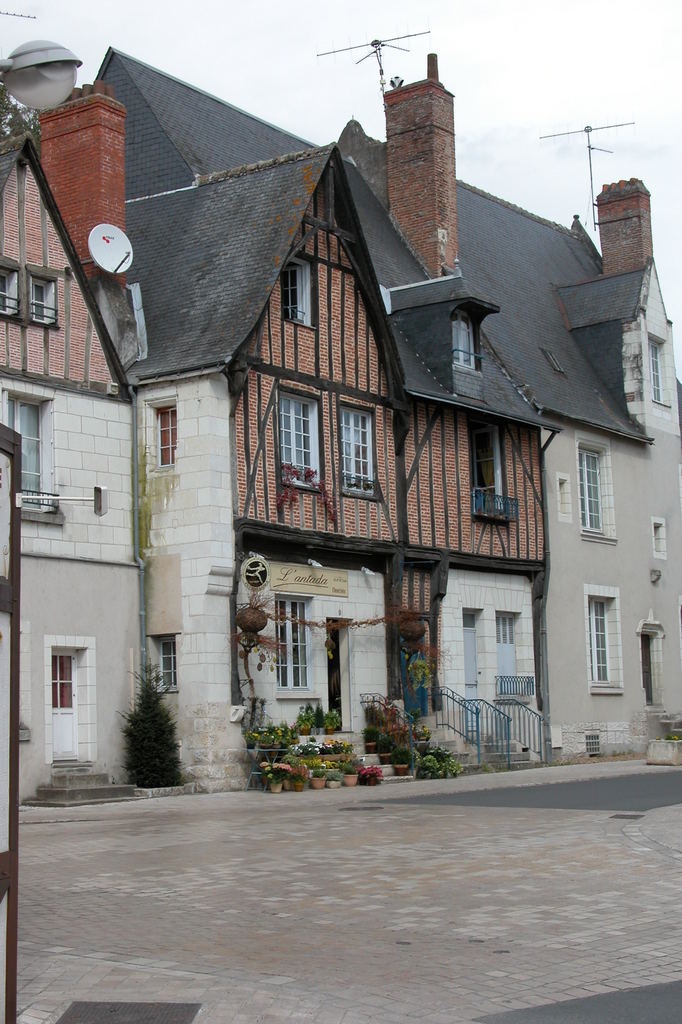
[122,665,182,788]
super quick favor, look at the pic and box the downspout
[539,429,557,764]
[129,385,146,670]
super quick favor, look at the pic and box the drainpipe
[129,385,146,671]
[539,429,558,764]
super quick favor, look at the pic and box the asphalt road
[389,767,682,811]
[476,978,682,1023]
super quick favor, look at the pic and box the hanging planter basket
[236,606,268,634]
[399,616,426,644]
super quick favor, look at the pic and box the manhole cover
[610,813,644,819]
[56,1004,201,1024]
[339,804,385,811]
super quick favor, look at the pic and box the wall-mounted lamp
[361,566,376,576]
[308,558,323,569]
[0,40,82,109]
[248,551,265,560]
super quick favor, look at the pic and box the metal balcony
[495,675,535,698]
[472,488,519,521]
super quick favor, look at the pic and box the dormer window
[282,259,311,326]
[452,310,476,369]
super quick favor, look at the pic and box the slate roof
[557,270,645,329]
[126,148,332,380]
[98,50,312,200]
[0,147,17,192]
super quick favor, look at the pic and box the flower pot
[282,779,291,791]
[364,742,377,754]
[325,726,336,735]
[378,752,393,765]
[399,617,426,643]
[299,726,311,736]
[293,780,305,792]
[342,774,358,787]
[235,606,268,633]
[366,776,378,786]
[326,780,341,788]
[393,764,409,776]
[269,781,283,793]
[310,776,326,790]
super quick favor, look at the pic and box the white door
[52,653,78,759]
[463,612,478,700]
[496,613,516,684]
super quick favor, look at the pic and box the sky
[6,0,681,367]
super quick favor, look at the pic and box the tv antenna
[0,10,37,17]
[540,121,635,230]
[318,31,430,96]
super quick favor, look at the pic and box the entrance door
[463,612,478,700]
[641,634,653,706]
[52,653,77,759]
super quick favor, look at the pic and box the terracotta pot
[235,606,268,633]
[282,779,291,791]
[299,726,311,736]
[269,781,283,793]
[364,742,377,754]
[325,726,336,735]
[379,753,393,765]
[366,776,378,786]
[326,780,342,789]
[393,764,409,776]
[342,774,358,787]
[293,780,305,792]
[310,776,326,790]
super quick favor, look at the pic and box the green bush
[416,745,462,780]
[122,665,182,788]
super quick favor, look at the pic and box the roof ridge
[102,48,313,148]
[197,146,333,186]
[457,179,577,237]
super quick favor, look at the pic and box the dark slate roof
[557,270,645,329]
[0,147,17,191]
[126,148,332,380]
[98,50,312,200]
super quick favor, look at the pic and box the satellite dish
[87,223,134,274]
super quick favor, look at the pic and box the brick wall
[596,178,652,275]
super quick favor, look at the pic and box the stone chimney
[596,178,653,276]
[40,82,126,279]
[384,53,457,277]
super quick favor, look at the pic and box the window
[30,277,57,325]
[652,517,667,559]
[157,406,177,467]
[473,426,501,493]
[578,448,602,532]
[341,408,374,492]
[588,598,609,682]
[496,613,516,675]
[556,473,572,521]
[452,311,475,368]
[279,394,319,475]
[281,259,311,326]
[649,339,663,403]
[158,636,178,691]
[6,397,46,497]
[584,585,622,691]
[277,598,309,689]
[0,270,18,315]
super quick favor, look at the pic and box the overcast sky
[9,1,682,369]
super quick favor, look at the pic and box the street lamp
[0,39,81,109]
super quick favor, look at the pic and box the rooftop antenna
[318,31,430,96]
[540,121,635,231]
[0,10,37,16]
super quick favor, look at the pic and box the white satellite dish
[87,223,134,274]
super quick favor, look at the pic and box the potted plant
[363,725,379,753]
[325,769,343,789]
[313,704,325,734]
[296,704,316,736]
[340,760,361,786]
[390,746,411,776]
[416,746,463,780]
[259,761,292,792]
[324,708,341,734]
[310,767,327,790]
[358,764,383,786]
[377,733,395,764]
[289,762,310,791]
[412,722,431,753]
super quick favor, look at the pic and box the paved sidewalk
[17,760,682,1024]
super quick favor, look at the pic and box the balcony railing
[472,487,519,521]
[342,473,375,494]
[20,490,60,511]
[495,675,535,698]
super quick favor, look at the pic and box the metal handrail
[496,698,544,759]
[437,688,511,768]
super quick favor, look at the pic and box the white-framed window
[341,407,374,492]
[279,394,319,476]
[0,269,19,315]
[649,338,664,404]
[652,517,667,559]
[158,636,178,691]
[452,310,475,368]
[472,425,501,493]
[157,406,177,467]
[30,277,57,325]
[5,396,53,501]
[584,585,622,691]
[496,613,516,676]
[578,448,601,531]
[556,473,572,521]
[276,598,309,689]
[281,259,311,326]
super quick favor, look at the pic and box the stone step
[25,783,140,807]
[48,771,111,788]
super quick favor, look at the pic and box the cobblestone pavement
[17,761,682,1024]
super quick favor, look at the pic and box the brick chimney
[384,53,457,277]
[596,178,653,276]
[40,82,126,278]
